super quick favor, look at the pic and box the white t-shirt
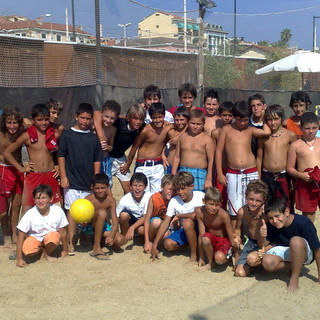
[166,191,205,217]
[116,191,152,218]
[17,205,68,242]
[145,110,174,124]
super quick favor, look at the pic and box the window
[57,35,61,41]
[41,33,46,39]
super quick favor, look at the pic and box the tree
[274,28,292,47]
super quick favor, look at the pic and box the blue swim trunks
[178,166,207,191]
[165,165,172,175]
[166,228,188,246]
[79,222,112,235]
[101,155,113,188]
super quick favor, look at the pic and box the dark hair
[174,106,190,120]
[32,184,53,198]
[0,105,23,133]
[76,103,94,116]
[232,101,251,118]
[46,98,63,112]
[149,102,165,117]
[173,171,194,188]
[248,93,265,106]
[264,104,285,121]
[219,101,234,114]
[178,83,197,99]
[300,112,319,126]
[289,91,311,108]
[245,179,269,199]
[189,109,205,123]
[264,197,287,215]
[101,100,121,116]
[31,103,50,119]
[143,84,161,100]
[204,87,219,103]
[130,172,148,186]
[92,173,109,186]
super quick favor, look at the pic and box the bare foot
[287,281,300,293]
[3,236,13,252]
[186,257,198,265]
[199,263,213,272]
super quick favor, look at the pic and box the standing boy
[58,103,103,255]
[151,171,204,263]
[203,87,221,135]
[4,104,61,215]
[172,109,214,191]
[46,98,65,137]
[123,103,173,193]
[196,187,234,271]
[260,197,320,292]
[287,112,320,222]
[16,184,68,267]
[257,104,296,205]
[216,101,271,220]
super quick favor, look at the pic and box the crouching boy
[16,185,68,267]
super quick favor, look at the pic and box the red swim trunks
[202,232,231,256]
[23,171,61,206]
[295,178,320,212]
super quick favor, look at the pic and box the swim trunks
[178,166,207,192]
[295,178,320,212]
[202,232,231,256]
[237,237,260,266]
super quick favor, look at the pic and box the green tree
[274,28,292,47]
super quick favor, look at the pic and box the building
[0,15,91,43]
[138,12,228,55]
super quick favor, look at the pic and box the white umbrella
[255,50,320,89]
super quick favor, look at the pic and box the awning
[192,25,199,30]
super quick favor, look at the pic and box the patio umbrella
[255,50,320,89]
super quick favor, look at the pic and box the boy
[260,197,320,292]
[168,83,205,115]
[46,98,65,137]
[284,91,311,138]
[123,103,173,193]
[0,106,25,251]
[211,101,234,209]
[143,174,174,253]
[196,187,234,271]
[203,87,221,135]
[233,180,268,277]
[83,173,124,260]
[117,173,151,241]
[172,109,214,191]
[4,104,61,215]
[216,101,271,219]
[93,100,121,187]
[162,107,189,174]
[142,84,174,124]
[58,103,103,255]
[16,184,68,267]
[287,112,320,222]
[151,171,204,263]
[257,105,296,205]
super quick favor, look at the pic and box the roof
[238,43,291,56]
[122,36,198,48]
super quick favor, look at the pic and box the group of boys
[0,84,320,292]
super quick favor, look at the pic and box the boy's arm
[58,227,68,257]
[93,110,107,142]
[171,138,181,175]
[215,127,227,186]
[204,136,214,188]
[222,212,235,245]
[252,123,271,138]
[287,143,311,181]
[151,215,172,261]
[106,126,117,152]
[256,138,264,178]
[93,161,101,175]
[143,197,154,253]
[196,208,206,266]
[58,156,69,188]
[16,230,28,267]
[126,216,146,241]
[106,197,119,244]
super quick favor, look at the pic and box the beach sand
[1,177,320,320]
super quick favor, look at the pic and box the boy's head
[173,171,194,201]
[264,104,285,132]
[143,85,161,109]
[130,172,147,200]
[203,88,220,116]
[46,98,63,124]
[0,105,23,134]
[33,184,53,210]
[126,104,146,130]
[203,187,221,215]
[178,83,197,109]
[149,102,166,128]
[92,173,109,198]
[219,101,234,125]
[75,103,94,131]
[245,180,268,212]
[188,109,205,135]
[289,91,311,116]
[161,174,174,201]
[264,197,290,229]
[248,94,266,120]
[174,106,189,130]
[300,112,319,139]
[101,100,121,127]
[232,101,251,129]
[31,104,50,131]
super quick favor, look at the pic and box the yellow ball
[69,199,95,223]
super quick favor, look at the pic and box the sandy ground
[1,177,320,320]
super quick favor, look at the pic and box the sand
[1,178,320,320]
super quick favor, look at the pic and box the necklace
[271,128,284,138]
[302,138,316,150]
[247,206,263,220]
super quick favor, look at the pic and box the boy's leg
[149,218,162,241]
[42,231,61,259]
[302,211,316,223]
[201,235,214,270]
[0,207,12,251]
[149,164,164,194]
[22,236,43,257]
[92,209,109,258]
[119,211,131,236]
[10,193,22,246]
[182,218,197,263]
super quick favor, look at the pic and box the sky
[1,0,320,50]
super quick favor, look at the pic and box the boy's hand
[100,140,108,151]
[204,178,212,189]
[60,250,68,257]
[120,163,129,174]
[232,233,241,247]
[105,236,114,246]
[151,246,159,261]
[23,162,35,173]
[16,259,27,267]
[60,176,70,188]
[126,226,135,241]
[260,219,267,238]
[218,173,227,186]
[301,171,313,183]
[258,244,266,260]
[144,241,152,253]
[52,165,60,178]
